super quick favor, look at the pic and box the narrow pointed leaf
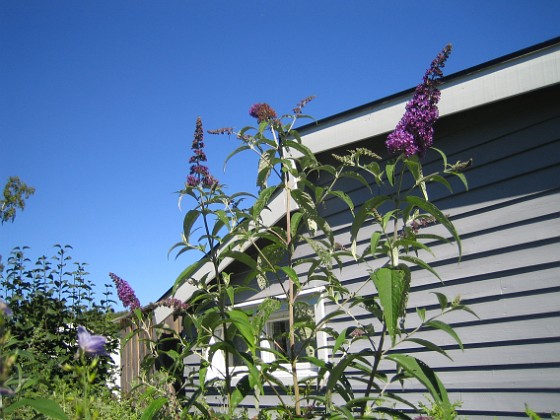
[425,319,464,350]
[404,337,452,360]
[387,354,450,409]
[405,195,461,257]
[4,399,70,419]
[350,195,390,258]
[372,267,410,341]
[140,397,168,420]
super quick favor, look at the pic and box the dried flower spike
[293,95,316,115]
[249,103,277,124]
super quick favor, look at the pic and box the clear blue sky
[1,0,559,309]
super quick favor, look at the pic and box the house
[125,37,560,419]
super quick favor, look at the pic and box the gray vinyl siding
[305,85,560,419]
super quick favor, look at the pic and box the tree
[1,176,35,224]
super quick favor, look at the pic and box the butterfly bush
[386,44,452,157]
[109,272,140,310]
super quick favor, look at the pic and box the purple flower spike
[186,117,219,188]
[109,272,141,310]
[386,45,452,157]
[77,326,107,357]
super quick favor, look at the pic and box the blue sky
[1,1,559,309]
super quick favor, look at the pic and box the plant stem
[275,126,301,416]
[201,195,233,411]
[361,323,387,417]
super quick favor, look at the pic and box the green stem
[200,194,233,411]
[275,126,301,416]
[361,323,387,417]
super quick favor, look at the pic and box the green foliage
[0,245,120,416]
[0,176,35,224]
[418,394,463,419]
[525,405,560,420]
[109,49,484,419]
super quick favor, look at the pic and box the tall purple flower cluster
[187,117,219,188]
[109,272,141,310]
[386,44,452,157]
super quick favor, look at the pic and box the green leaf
[340,170,373,191]
[222,250,257,270]
[362,231,383,259]
[172,256,210,292]
[256,148,277,189]
[280,266,300,288]
[427,174,453,193]
[290,211,304,239]
[432,292,448,310]
[228,309,256,351]
[328,190,355,215]
[182,210,200,243]
[400,255,441,281]
[140,397,168,420]
[291,189,332,242]
[386,160,396,186]
[404,337,452,360]
[4,398,70,419]
[416,307,426,322]
[386,354,450,409]
[350,195,390,258]
[332,328,349,355]
[230,375,252,410]
[285,139,318,165]
[224,144,252,170]
[405,195,462,258]
[525,404,542,420]
[252,186,277,221]
[425,319,464,350]
[372,267,410,341]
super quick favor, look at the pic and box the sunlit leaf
[350,195,390,258]
[405,196,461,258]
[386,354,450,410]
[4,398,70,419]
[140,397,168,420]
[372,267,410,341]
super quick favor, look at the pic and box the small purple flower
[0,387,15,396]
[249,103,278,124]
[77,326,107,357]
[386,45,452,157]
[109,272,141,310]
[0,299,12,317]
